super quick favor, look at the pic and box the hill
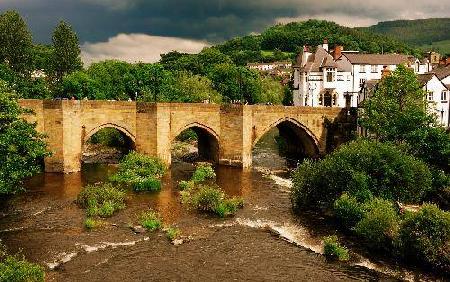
[216,20,418,66]
[361,18,450,55]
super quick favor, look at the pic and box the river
[0,132,444,281]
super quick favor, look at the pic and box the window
[360,78,366,88]
[371,65,378,73]
[360,65,367,73]
[427,91,434,101]
[441,91,448,102]
[326,68,335,82]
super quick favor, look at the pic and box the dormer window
[326,68,335,82]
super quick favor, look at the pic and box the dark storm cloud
[1,0,450,43]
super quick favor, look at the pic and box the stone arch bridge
[19,100,353,173]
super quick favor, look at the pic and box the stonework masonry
[19,99,350,173]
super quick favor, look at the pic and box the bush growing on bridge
[291,139,432,210]
[399,204,450,272]
[110,151,166,192]
[77,183,126,218]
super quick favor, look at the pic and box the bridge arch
[83,123,136,145]
[253,117,320,161]
[171,122,220,163]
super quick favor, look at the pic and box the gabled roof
[342,53,415,65]
[417,73,449,90]
[300,46,339,72]
[433,65,450,80]
[417,73,435,86]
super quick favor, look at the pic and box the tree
[0,11,33,75]
[168,71,221,103]
[0,80,49,195]
[360,65,450,171]
[52,21,82,81]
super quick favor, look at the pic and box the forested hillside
[217,20,418,65]
[361,18,450,55]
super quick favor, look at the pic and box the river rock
[131,225,146,234]
[172,239,184,246]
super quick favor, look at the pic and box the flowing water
[0,133,445,281]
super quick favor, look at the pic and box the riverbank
[0,163,444,281]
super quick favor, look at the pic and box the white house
[292,40,430,108]
[418,73,449,127]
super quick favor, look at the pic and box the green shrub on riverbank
[77,183,126,218]
[191,163,216,183]
[140,211,163,231]
[291,139,432,209]
[179,163,243,217]
[355,198,400,250]
[181,184,243,218]
[323,236,350,261]
[166,227,181,241]
[400,204,450,271]
[110,151,166,192]
[333,193,364,229]
[0,255,44,282]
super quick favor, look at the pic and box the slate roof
[417,73,435,86]
[342,53,415,65]
[433,65,450,80]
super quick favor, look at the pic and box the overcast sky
[2,0,450,64]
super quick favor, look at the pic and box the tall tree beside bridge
[52,21,82,82]
[0,11,33,76]
[0,80,49,195]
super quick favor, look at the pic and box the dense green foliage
[139,210,162,231]
[360,65,450,172]
[291,139,432,209]
[0,11,33,75]
[51,21,82,81]
[400,204,450,271]
[76,183,126,218]
[323,236,350,261]
[333,193,364,229]
[109,151,166,190]
[355,199,400,249]
[362,18,450,55]
[0,255,45,282]
[0,82,49,195]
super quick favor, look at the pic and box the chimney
[301,45,312,67]
[333,45,343,60]
[381,66,391,78]
[323,38,329,52]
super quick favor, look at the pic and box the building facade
[292,41,431,108]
